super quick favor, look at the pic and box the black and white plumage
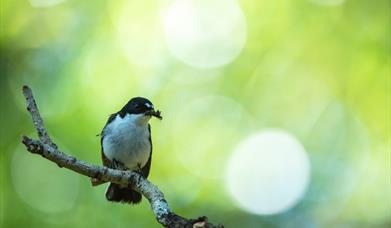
[100,97,162,204]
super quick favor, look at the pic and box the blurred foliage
[0,0,390,227]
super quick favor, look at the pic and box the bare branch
[20,85,223,228]
[22,85,57,148]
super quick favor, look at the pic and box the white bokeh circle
[11,143,79,213]
[225,129,310,215]
[162,0,247,68]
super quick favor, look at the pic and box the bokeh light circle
[11,143,79,213]
[111,1,168,66]
[225,129,310,215]
[7,48,77,118]
[304,101,371,221]
[162,0,247,68]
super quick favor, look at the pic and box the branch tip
[21,135,31,144]
[22,85,32,97]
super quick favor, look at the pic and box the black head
[120,97,162,119]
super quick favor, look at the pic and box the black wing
[101,113,118,167]
[141,124,152,178]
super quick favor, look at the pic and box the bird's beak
[145,109,163,120]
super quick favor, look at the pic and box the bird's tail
[105,183,142,204]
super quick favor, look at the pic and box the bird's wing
[141,124,152,178]
[101,113,117,167]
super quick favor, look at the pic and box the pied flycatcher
[100,97,162,204]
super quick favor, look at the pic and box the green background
[0,0,390,227]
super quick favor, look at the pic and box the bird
[100,97,162,204]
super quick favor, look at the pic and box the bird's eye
[134,104,139,108]
[145,103,154,109]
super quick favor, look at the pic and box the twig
[20,85,223,228]
[22,85,57,148]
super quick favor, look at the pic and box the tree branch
[21,85,223,228]
[22,85,57,148]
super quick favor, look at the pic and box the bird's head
[121,97,162,124]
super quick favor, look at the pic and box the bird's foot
[134,163,145,183]
[112,159,127,171]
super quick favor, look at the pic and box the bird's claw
[135,163,145,183]
[112,159,127,171]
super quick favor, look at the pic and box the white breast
[102,113,151,170]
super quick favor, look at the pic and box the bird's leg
[125,163,143,188]
[112,159,127,171]
[112,159,128,187]
[135,163,144,183]
[136,163,143,174]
